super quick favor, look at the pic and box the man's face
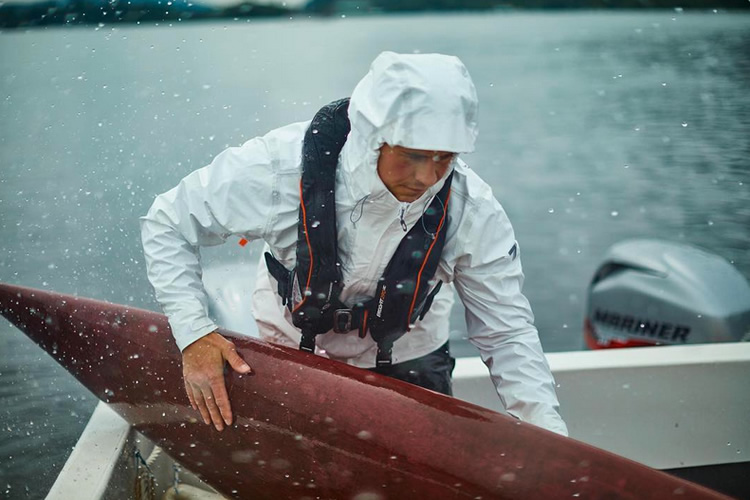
[376,144,455,203]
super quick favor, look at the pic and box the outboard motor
[584,239,750,349]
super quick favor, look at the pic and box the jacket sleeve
[453,196,569,436]
[140,137,276,352]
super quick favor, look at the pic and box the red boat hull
[0,283,730,499]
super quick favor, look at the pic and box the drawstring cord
[350,191,444,237]
[421,193,445,240]
[349,194,369,226]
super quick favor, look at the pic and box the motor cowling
[584,239,750,349]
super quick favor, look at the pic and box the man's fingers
[184,380,198,411]
[190,387,212,426]
[224,346,252,375]
[199,385,226,431]
[210,377,233,426]
[181,334,250,432]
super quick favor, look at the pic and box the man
[141,51,568,436]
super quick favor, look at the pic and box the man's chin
[397,189,426,203]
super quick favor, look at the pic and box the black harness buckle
[299,331,316,353]
[333,309,352,333]
[376,345,393,367]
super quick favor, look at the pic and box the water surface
[1,11,749,498]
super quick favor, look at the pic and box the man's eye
[401,151,454,163]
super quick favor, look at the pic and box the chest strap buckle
[332,303,368,333]
[333,309,352,333]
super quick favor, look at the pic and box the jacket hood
[340,52,479,201]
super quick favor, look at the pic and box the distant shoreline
[0,1,289,29]
[1,0,748,29]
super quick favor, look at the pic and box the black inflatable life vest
[264,98,452,366]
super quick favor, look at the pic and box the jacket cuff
[171,319,219,352]
[507,402,569,437]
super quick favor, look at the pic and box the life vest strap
[264,252,293,306]
[418,280,443,322]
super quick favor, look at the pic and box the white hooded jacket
[141,52,568,436]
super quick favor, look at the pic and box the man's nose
[414,163,439,187]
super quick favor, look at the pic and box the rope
[172,463,182,496]
[133,448,156,500]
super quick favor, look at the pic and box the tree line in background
[370,0,750,10]
[309,0,749,12]
[1,0,748,29]
[0,0,288,28]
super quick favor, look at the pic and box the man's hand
[182,332,252,431]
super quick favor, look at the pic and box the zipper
[398,203,408,232]
[346,201,410,302]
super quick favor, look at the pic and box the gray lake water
[1,10,749,498]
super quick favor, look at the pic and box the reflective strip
[406,190,452,329]
[292,179,314,314]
